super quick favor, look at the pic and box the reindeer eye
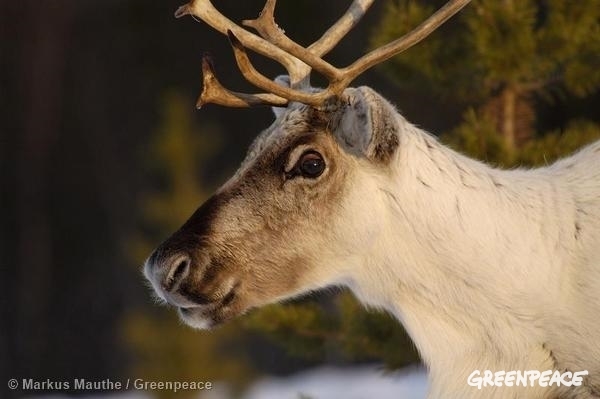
[297,151,325,178]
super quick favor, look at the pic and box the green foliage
[443,115,600,168]
[539,0,600,97]
[142,90,222,233]
[244,300,336,359]
[518,120,600,167]
[371,0,600,101]
[244,292,419,370]
[336,294,418,369]
[372,0,600,146]
[466,1,540,91]
[443,108,512,165]
[371,0,469,99]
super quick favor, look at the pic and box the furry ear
[335,87,400,164]
[271,75,291,119]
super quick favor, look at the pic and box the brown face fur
[145,104,354,328]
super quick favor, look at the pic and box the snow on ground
[240,365,428,399]
[22,365,428,399]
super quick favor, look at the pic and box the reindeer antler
[176,0,471,108]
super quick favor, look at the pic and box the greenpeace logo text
[467,370,589,389]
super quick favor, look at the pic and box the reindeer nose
[162,254,191,292]
[145,251,191,294]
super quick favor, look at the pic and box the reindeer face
[144,88,400,329]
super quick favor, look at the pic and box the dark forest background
[1,0,599,398]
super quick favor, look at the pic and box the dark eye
[297,151,325,178]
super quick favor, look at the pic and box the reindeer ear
[335,87,400,164]
[271,75,291,119]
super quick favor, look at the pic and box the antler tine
[176,0,299,73]
[309,0,375,57]
[197,54,287,108]
[240,0,277,36]
[227,31,332,106]
[241,0,342,87]
[341,0,471,83]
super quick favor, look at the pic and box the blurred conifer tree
[123,91,254,398]
[372,0,600,158]
[244,292,419,369]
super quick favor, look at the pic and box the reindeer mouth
[176,287,239,329]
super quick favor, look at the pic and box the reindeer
[144,1,600,398]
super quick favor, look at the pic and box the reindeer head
[145,87,403,328]
[144,0,470,329]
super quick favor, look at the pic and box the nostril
[163,255,191,292]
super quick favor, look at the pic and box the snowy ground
[239,365,427,399]
[22,365,428,399]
